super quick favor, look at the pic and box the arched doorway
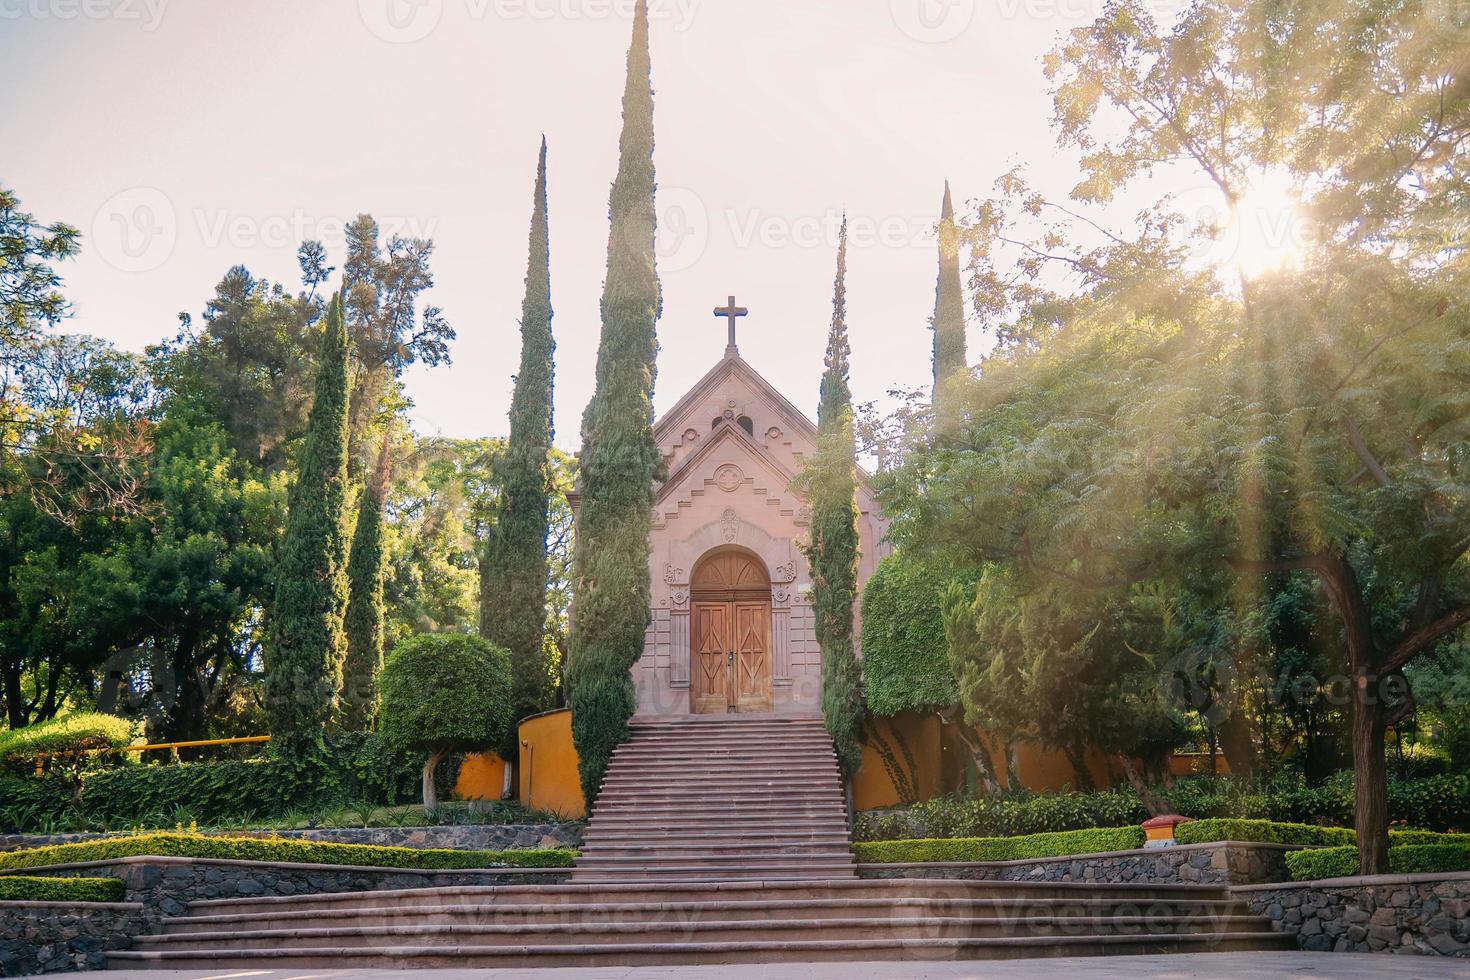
[689,549,773,714]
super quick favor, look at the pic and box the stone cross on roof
[713,295,748,357]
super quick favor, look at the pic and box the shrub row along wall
[0,732,462,831]
[1239,873,1470,955]
[853,773,1470,842]
[0,822,584,854]
[857,840,1296,886]
[12,856,573,921]
[0,834,576,874]
[0,901,150,976]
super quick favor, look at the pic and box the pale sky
[2,0,1186,447]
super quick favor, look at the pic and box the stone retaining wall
[0,901,150,975]
[0,856,572,921]
[1237,871,1470,955]
[858,841,1296,886]
[0,822,582,853]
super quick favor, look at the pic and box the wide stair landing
[574,713,855,882]
[107,878,1293,969]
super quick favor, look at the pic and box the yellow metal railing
[33,735,271,775]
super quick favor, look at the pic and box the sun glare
[1225,169,1311,279]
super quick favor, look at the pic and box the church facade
[633,323,889,716]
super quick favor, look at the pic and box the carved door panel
[692,601,731,714]
[733,601,772,712]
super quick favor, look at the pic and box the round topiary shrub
[379,633,513,812]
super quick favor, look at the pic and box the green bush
[1175,818,1356,847]
[0,714,134,770]
[855,826,1145,864]
[380,633,514,811]
[1287,843,1470,880]
[860,556,973,716]
[854,773,1470,842]
[0,875,125,902]
[72,732,432,829]
[0,832,577,872]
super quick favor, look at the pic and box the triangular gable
[655,354,817,446]
[655,419,801,509]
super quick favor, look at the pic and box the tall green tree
[567,0,662,803]
[265,291,352,757]
[931,181,967,403]
[800,217,864,779]
[481,138,556,736]
[0,185,79,353]
[342,435,391,731]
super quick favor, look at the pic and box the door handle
[727,650,735,666]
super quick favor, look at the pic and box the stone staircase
[574,714,856,882]
[107,878,1292,969]
[104,714,1294,969]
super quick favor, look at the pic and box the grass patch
[1286,843,1470,880]
[0,832,578,872]
[855,826,1145,864]
[0,875,125,902]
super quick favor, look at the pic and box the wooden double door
[690,552,773,714]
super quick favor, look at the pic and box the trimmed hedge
[0,732,457,832]
[854,773,1470,842]
[1287,843,1470,881]
[0,714,134,768]
[1178,819,1469,849]
[855,826,1146,864]
[1175,818,1356,847]
[0,875,125,903]
[0,833,578,872]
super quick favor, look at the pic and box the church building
[632,299,889,716]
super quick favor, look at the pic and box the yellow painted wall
[854,713,946,809]
[452,752,507,801]
[518,708,586,819]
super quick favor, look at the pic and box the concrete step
[108,931,1296,969]
[141,914,1275,951]
[177,880,1237,919]
[166,896,1253,933]
[581,830,854,846]
[575,843,855,859]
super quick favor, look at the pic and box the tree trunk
[1215,709,1257,779]
[1065,741,1095,791]
[421,749,447,814]
[939,708,1000,795]
[1352,678,1391,875]
[1119,756,1172,817]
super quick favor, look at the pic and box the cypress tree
[342,434,390,731]
[932,181,967,401]
[567,0,662,804]
[803,217,864,779]
[481,137,556,736]
[266,290,353,757]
